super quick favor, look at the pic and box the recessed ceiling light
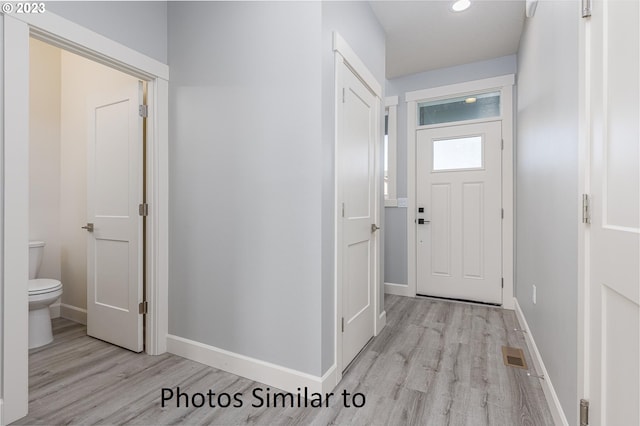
[451,0,471,12]
[465,97,477,104]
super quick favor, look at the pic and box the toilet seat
[28,278,62,295]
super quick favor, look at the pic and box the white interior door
[416,121,502,304]
[86,81,144,352]
[338,62,377,368]
[587,0,640,423]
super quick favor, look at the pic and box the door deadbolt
[81,223,94,232]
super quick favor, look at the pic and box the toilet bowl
[29,241,63,349]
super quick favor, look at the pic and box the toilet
[29,241,63,349]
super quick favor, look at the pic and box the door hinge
[582,0,592,18]
[501,139,504,150]
[582,194,591,224]
[501,208,504,219]
[139,203,149,217]
[139,104,148,118]
[580,399,589,426]
[341,317,344,333]
[342,88,346,103]
[342,202,345,218]
[501,278,504,288]
[138,301,148,315]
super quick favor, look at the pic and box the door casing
[333,32,384,387]
[405,75,515,309]
[2,12,169,424]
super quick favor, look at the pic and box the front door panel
[416,121,502,304]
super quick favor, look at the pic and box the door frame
[333,32,384,385]
[406,75,515,309]
[2,12,169,423]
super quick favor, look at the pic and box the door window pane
[419,91,500,126]
[433,136,483,171]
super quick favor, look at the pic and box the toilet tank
[29,240,46,279]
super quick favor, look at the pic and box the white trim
[377,310,387,334]
[2,12,170,423]
[60,304,88,325]
[384,282,412,297]
[144,77,169,355]
[501,81,515,310]
[384,99,398,205]
[406,75,515,309]
[514,298,569,426]
[3,16,30,424]
[576,10,589,422]
[407,99,418,298]
[332,32,382,98]
[0,398,4,426]
[384,96,399,107]
[10,12,168,80]
[405,74,515,103]
[167,335,338,395]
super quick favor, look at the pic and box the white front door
[86,81,144,352]
[338,62,378,368]
[416,121,502,304]
[586,0,640,423]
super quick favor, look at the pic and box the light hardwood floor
[15,295,554,425]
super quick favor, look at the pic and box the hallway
[16,295,553,425]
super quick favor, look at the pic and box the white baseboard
[376,310,387,335]
[0,398,3,426]
[167,335,338,395]
[514,298,569,426]
[384,282,411,297]
[60,303,87,325]
[49,301,61,319]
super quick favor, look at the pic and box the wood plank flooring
[15,295,554,425]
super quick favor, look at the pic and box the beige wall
[60,50,139,312]
[29,38,62,281]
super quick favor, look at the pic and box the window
[418,91,500,126]
[433,135,483,171]
[384,97,398,206]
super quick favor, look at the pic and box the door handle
[416,218,431,225]
[81,223,94,232]
[371,224,381,233]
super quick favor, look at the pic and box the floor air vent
[502,346,528,369]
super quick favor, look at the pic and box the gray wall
[321,1,386,373]
[516,2,579,424]
[384,55,517,284]
[168,1,326,376]
[47,1,168,64]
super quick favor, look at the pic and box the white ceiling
[370,0,526,79]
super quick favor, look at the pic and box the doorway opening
[405,75,515,309]
[28,37,147,351]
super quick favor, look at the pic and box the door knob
[371,224,381,233]
[81,223,94,232]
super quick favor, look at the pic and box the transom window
[418,91,500,126]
